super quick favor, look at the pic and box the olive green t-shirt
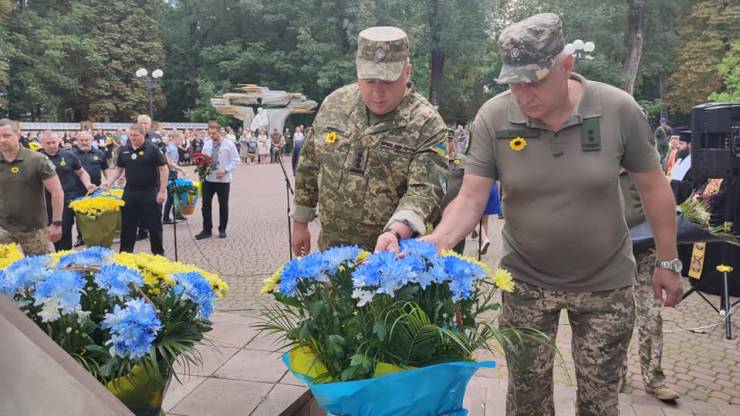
[619,171,645,229]
[465,73,659,291]
[0,147,57,232]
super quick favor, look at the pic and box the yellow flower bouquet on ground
[70,188,125,247]
[0,246,228,415]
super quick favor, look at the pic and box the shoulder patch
[432,142,448,158]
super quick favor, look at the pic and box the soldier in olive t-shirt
[424,14,681,416]
[0,130,63,255]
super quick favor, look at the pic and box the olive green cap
[496,13,565,84]
[356,26,409,82]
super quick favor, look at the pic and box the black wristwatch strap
[383,228,402,243]
[51,220,62,226]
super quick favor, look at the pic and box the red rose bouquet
[192,153,212,182]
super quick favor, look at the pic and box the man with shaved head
[39,130,96,250]
[0,119,64,254]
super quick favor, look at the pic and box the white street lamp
[136,68,164,119]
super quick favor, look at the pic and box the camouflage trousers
[622,251,666,388]
[0,225,54,256]
[500,280,634,416]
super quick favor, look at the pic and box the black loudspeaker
[690,103,740,182]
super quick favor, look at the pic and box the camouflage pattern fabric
[496,13,565,84]
[0,225,53,255]
[623,251,666,389]
[293,83,449,251]
[499,280,634,416]
[356,26,409,81]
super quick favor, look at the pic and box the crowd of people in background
[19,123,312,171]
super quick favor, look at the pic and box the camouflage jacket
[293,83,449,251]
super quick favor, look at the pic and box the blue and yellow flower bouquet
[259,240,542,416]
[0,245,228,415]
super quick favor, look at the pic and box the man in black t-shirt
[102,124,168,255]
[74,131,109,186]
[39,131,96,250]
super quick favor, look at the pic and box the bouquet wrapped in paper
[258,240,546,416]
[169,178,200,215]
[69,189,125,247]
[0,245,228,415]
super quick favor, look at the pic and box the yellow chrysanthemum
[10,166,20,174]
[69,196,125,217]
[509,137,527,152]
[325,131,337,144]
[50,249,76,267]
[356,250,372,263]
[493,268,515,293]
[0,243,24,269]
[716,264,734,273]
[262,266,283,294]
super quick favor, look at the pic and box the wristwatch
[656,258,683,273]
[51,220,62,227]
[383,228,403,244]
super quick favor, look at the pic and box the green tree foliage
[0,0,733,123]
[1,0,165,121]
[708,42,740,103]
[666,0,740,113]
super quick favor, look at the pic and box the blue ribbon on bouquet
[283,354,494,416]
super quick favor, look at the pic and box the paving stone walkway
[127,158,739,415]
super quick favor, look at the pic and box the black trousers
[163,170,178,221]
[47,200,76,251]
[202,181,230,233]
[120,191,164,255]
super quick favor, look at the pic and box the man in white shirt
[195,121,240,239]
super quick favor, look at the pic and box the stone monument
[210,84,318,133]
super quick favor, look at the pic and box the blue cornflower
[101,298,161,359]
[399,239,438,258]
[173,271,216,319]
[95,264,144,299]
[352,252,409,297]
[33,270,86,322]
[321,246,361,273]
[56,247,112,269]
[1,255,51,295]
[277,253,330,296]
[442,256,485,302]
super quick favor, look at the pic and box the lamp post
[564,39,595,63]
[135,68,163,119]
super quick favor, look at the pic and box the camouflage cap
[496,13,565,84]
[356,26,409,82]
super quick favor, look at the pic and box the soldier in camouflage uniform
[292,26,448,253]
[620,171,680,401]
[423,14,683,415]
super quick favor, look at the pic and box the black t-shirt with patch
[75,148,109,186]
[117,141,167,195]
[42,149,84,199]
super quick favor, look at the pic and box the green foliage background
[0,0,737,126]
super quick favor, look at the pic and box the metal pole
[148,85,154,120]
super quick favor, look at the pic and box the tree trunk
[428,0,443,106]
[659,76,668,118]
[622,0,646,95]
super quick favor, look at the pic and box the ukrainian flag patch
[432,142,448,157]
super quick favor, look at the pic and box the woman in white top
[257,128,270,164]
